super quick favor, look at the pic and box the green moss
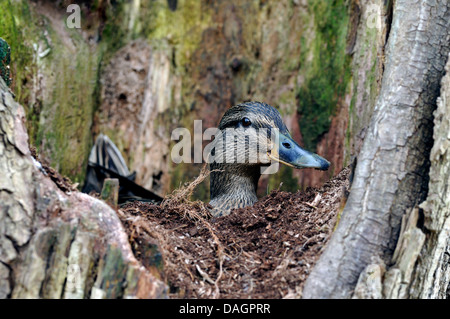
[100,245,128,298]
[297,0,351,150]
[0,0,37,103]
[0,1,101,184]
[99,2,130,59]
[145,0,212,69]
[344,17,381,165]
[32,16,100,184]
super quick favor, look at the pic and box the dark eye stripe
[220,119,240,129]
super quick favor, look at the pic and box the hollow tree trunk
[1,1,449,300]
[0,78,167,298]
[302,0,450,299]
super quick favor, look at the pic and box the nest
[118,166,350,299]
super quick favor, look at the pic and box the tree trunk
[351,53,450,299]
[0,78,167,298]
[303,0,450,299]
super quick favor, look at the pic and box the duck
[82,102,330,216]
[209,101,330,216]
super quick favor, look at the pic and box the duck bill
[267,132,330,171]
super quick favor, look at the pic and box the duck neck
[209,163,261,216]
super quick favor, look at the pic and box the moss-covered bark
[1,1,99,183]
[0,0,37,100]
[297,0,351,151]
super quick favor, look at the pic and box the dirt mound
[119,167,350,299]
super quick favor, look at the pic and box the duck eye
[241,117,251,127]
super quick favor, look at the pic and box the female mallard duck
[209,101,330,216]
[82,102,330,216]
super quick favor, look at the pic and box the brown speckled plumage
[209,102,289,216]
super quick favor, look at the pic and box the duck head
[209,101,330,216]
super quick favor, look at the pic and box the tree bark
[352,53,450,299]
[0,78,167,299]
[409,52,450,299]
[303,0,450,299]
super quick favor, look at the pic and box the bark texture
[410,53,450,299]
[0,78,167,299]
[352,53,450,299]
[303,0,450,299]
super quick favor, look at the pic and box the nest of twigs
[118,165,350,299]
